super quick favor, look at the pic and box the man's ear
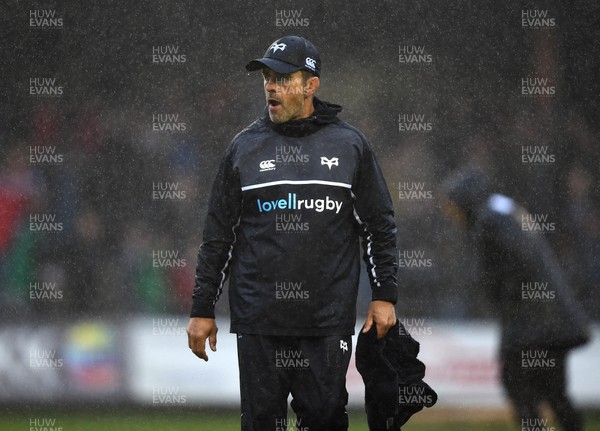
[304,76,320,97]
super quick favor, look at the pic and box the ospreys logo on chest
[321,156,339,170]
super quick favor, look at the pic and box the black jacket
[191,98,398,336]
[356,320,437,431]
[445,170,589,352]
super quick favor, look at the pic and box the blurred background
[1,1,599,429]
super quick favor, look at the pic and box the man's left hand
[362,300,396,339]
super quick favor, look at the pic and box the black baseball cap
[246,36,321,77]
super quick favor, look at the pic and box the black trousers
[501,348,583,431]
[236,334,352,431]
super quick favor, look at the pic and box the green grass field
[5,409,600,431]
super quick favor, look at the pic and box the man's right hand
[187,317,218,361]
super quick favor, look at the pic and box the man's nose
[264,77,279,92]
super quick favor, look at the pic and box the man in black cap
[187,35,398,431]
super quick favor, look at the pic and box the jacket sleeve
[190,143,242,318]
[352,136,398,304]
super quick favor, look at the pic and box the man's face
[262,69,309,123]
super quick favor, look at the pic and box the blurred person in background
[440,168,589,431]
[0,145,42,315]
[564,165,600,320]
[186,35,398,430]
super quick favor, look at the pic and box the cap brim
[245,58,301,74]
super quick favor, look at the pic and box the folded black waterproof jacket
[356,320,437,431]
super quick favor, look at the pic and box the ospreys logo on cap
[270,42,287,53]
[246,35,321,77]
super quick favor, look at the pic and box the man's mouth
[268,98,281,108]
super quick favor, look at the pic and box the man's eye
[262,73,290,82]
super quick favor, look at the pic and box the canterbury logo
[305,57,316,70]
[259,160,276,171]
[270,42,286,53]
[320,157,339,170]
